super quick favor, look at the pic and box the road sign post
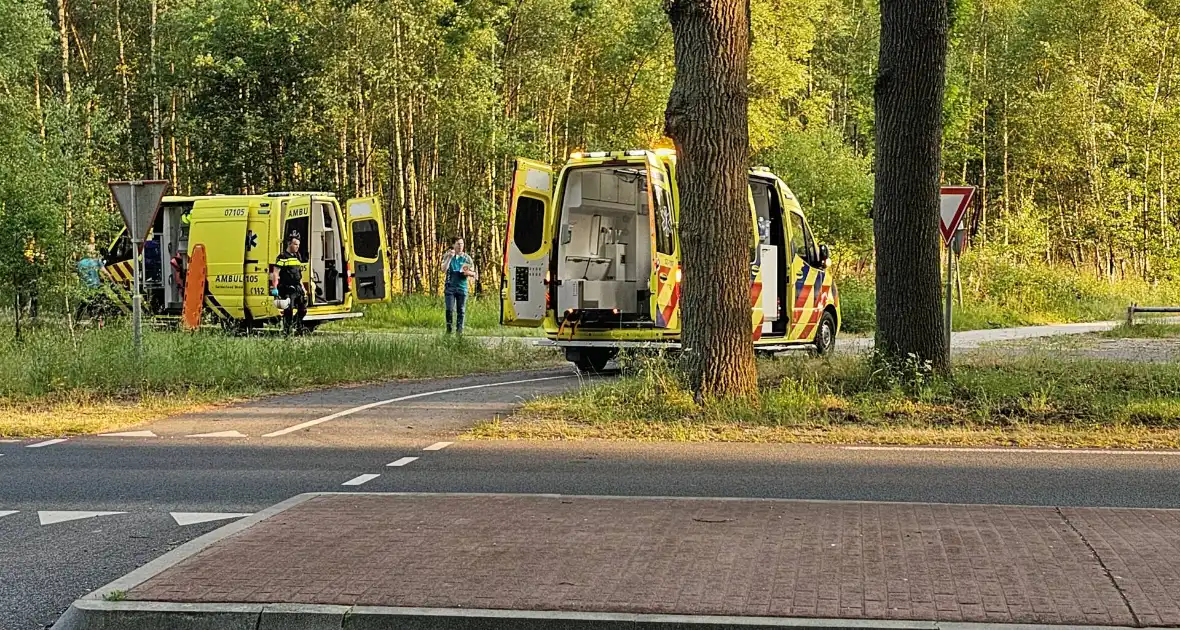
[108,180,169,355]
[940,187,975,358]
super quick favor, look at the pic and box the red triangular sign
[940,186,975,246]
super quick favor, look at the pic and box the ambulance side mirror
[818,244,831,268]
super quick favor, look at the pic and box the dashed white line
[387,457,419,467]
[0,439,19,443]
[0,510,18,519]
[186,430,248,438]
[262,374,576,438]
[342,473,380,486]
[840,446,1180,455]
[423,442,454,451]
[27,438,67,448]
[99,430,158,437]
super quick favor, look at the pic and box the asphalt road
[4,363,1180,629]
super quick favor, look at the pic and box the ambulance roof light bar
[264,191,337,198]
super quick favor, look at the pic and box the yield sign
[939,186,976,246]
[109,180,170,243]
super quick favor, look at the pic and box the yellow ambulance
[501,149,841,371]
[102,192,391,331]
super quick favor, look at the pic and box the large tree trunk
[664,0,757,400]
[872,0,949,370]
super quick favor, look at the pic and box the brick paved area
[127,494,1180,627]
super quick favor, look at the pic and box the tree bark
[56,0,71,105]
[872,0,950,371]
[664,0,758,400]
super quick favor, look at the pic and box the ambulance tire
[813,310,837,356]
[569,348,616,373]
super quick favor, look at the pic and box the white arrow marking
[387,457,419,467]
[27,438,68,448]
[99,430,158,437]
[38,511,126,526]
[185,430,248,438]
[423,442,454,451]
[170,512,252,526]
[0,511,18,519]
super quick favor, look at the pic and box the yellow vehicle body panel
[101,193,389,327]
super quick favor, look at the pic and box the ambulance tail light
[675,268,682,283]
[345,261,352,289]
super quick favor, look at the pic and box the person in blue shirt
[75,245,107,324]
[441,237,477,335]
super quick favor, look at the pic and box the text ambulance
[501,149,840,371]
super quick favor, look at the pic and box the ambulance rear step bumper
[539,339,798,353]
[303,312,364,322]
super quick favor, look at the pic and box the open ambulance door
[346,197,391,303]
[645,152,680,329]
[501,158,554,326]
[748,185,765,338]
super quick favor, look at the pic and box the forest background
[3,0,1180,333]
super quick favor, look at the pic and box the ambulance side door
[347,197,391,303]
[786,209,821,341]
[646,152,680,329]
[501,158,554,326]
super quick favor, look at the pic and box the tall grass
[835,253,1180,334]
[329,294,539,336]
[0,325,556,402]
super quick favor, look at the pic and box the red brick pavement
[127,494,1180,626]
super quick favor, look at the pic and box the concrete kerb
[53,601,1162,630]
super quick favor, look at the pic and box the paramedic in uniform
[441,237,477,334]
[271,234,308,334]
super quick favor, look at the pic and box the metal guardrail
[1126,303,1180,325]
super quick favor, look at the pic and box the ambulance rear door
[501,158,554,326]
[645,152,680,329]
[346,197,391,303]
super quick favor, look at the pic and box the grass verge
[472,352,1180,448]
[1102,322,1180,339]
[1,324,558,437]
[326,294,540,336]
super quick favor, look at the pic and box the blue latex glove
[270,288,279,297]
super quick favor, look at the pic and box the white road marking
[38,510,126,526]
[342,473,380,486]
[423,442,454,451]
[171,512,252,526]
[262,374,576,438]
[185,430,248,438]
[387,457,419,467]
[27,438,67,448]
[0,510,18,519]
[840,446,1180,455]
[0,439,19,443]
[99,430,158,438]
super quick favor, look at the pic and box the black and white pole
[944,228,965,357]
[130,182,143,354]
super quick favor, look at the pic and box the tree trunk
[56,0,71,105]
[872,0,950,371]
[664,0,758,400]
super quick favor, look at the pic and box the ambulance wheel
[813,311,837,356]
[568,348,616,373]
